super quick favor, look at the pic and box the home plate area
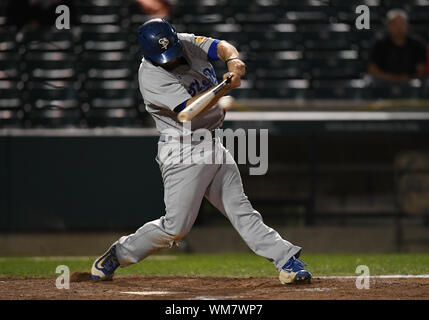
[1,274,429,300]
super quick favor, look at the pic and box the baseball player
[91,18,312,284]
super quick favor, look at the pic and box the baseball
[218,95,235,110]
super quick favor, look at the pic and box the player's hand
[223,72,241,89]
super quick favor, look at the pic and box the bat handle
[213,74,233,94]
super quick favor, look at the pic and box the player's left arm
[216,40,246,89]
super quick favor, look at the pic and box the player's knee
[163,218,191,241]
[223,192,255,215]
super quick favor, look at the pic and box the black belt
[159,130,216,142]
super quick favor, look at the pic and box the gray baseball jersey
[114,33,302,274]
[139,33,225,134]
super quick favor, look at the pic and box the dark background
[1,0,429,253]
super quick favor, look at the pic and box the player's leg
[91,145,220,280]
[204,139,311,283]
[114,161,218,266]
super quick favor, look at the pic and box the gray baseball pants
[115,137,301,272]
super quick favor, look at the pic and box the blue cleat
[91,244,120,281]
[279,256,312,284]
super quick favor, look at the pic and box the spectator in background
[367,9,427,83]
[135,0,172,19]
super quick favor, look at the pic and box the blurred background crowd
[1,0,429,128]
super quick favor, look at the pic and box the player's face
[161,56,182,70]
[388,16,408,40]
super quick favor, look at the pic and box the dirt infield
[1,274,429,300]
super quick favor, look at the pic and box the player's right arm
[216,40,246,88]
[176,39,245,115]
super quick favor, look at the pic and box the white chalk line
[318,275,429,279]
[190,296,239,300]
[121,291,174,296]
[302,287,335,292]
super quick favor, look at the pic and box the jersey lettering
[203,67,217,86]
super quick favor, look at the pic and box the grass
[0,253,429,278]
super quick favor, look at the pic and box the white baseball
[218,95,235,110]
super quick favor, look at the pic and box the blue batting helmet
[137,18,184,65]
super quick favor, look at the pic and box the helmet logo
[159,38,169,50]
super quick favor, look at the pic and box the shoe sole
[279,270,312,284]
[91,274,114,281]
[294,274,312,284]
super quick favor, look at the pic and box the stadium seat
[256,79,309,99]
[21,28,74,52]
[310,59,366,80]
[25,60,76,81]
[82,79,138,126]
[23,80,82,127]
[0,27,19,53]
[182,14,226,25]
[80,25,130,52]
[366,84,423,99]
[84,86,140,126]
[234,12,279,24]
[311,79,365,99]
[302,32,352,50]
[26,86,79,109]
[0,80,23,127]
[84,60,133,80]
[76,3,122,25]
[281,10,329,24]
[22,52,77,86]
[0,0,428,127]
[0,60,19,81]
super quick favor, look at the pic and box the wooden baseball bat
[177,75,233,123]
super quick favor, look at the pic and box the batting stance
[91,18,312,284]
